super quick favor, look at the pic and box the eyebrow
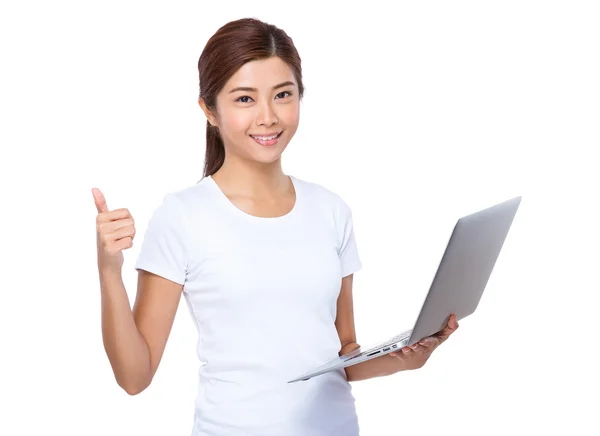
[228,81,296,94]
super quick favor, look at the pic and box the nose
[255,100,279,126]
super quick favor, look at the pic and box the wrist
[339,342,361,357]
[99,266,123,284]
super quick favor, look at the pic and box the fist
[92,188,136,274]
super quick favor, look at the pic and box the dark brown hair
[197,18,305,179]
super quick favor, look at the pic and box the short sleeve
[134,193,189,286]
[336,196,363,278]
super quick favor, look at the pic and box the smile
[250,131,283,146]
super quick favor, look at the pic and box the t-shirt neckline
[205,174,300,222]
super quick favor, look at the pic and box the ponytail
[202,121,225,179]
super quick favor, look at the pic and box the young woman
[93,17,459,436]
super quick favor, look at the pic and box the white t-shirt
[134,174,363,436]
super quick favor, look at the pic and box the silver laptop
[288,196,522,383]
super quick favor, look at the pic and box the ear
[198,98,219,128]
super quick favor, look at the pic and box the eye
[236,95,253,103]
[235,91,292,103]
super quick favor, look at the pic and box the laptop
[288,195,522,383]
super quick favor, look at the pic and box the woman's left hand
[389,314,459,371]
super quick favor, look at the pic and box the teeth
[253,133,279,140]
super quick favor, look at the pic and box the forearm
[341,343,405,382]
[100,269,151,394]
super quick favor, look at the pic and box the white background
[1,1,599,435]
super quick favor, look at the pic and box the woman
[93,17,459,436]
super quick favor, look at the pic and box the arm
[343,348,406,382]
[334,274,405,382]
[335,275,460,381]
[101,268,182,395]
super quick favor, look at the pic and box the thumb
[92,188,109,214]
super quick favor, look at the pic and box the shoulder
[160,177,214,214]
[292,175,355,224]
[138,180,212,238]
[293,175,347,208]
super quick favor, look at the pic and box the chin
[253,142,288,161]
[254,153,283,164]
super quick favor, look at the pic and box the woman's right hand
[92,188,136,274]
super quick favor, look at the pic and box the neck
[211,158,290,199]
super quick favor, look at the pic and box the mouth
[250,131,283,147]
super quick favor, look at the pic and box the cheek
[224,112,253,134]
[282,105,300,129]
[219,119,253,147]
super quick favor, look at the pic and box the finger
[98,221,136,248]
[417,337,439,348]
[106,218,135,232]
[116,236,134,250]
[435,315,459,341]
[446,314,460,336]
[390,346,413,357]
[96,208,132,224]
[111,224,136,241]
[92,188,109,214]
[434,328,452,343]
[409,343,424,353]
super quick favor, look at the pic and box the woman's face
[200,56,301,165]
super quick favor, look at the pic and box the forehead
[224,57,295,91]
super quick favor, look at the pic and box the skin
[94,56,458,395]
[198,56,300,217]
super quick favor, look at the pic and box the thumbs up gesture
[92,188,136,274]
